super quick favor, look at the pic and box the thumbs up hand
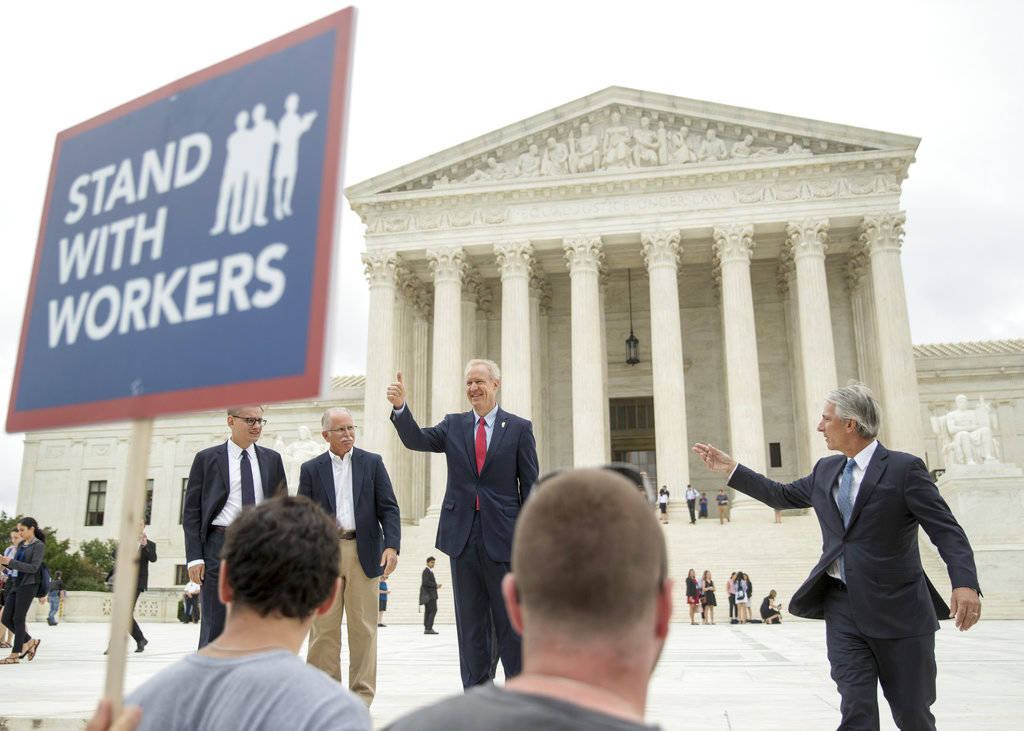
[387,371,406,409]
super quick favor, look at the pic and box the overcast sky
[1,0,1021,513]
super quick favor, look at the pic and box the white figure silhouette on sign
[210,93,318,236]
[274,93,318,221]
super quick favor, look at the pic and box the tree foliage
[0,511,110,592]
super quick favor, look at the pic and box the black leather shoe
[135,639,148,653]
[424,629,438,635]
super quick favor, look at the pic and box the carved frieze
[380,106,854,193]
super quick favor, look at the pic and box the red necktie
[475,417,486,510]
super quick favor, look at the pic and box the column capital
[860,211,906,254]
[776,247,795,296]
[641,229,682,270]
[362,252,399,287]
[712,224,754,265]
[462,266,483,301]
[426,245,467,284]
[563,235,604,274]
[494,240,535,279]
[786,218,829,259]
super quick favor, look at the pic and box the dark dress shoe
[424,629,439,635]
[135,639,148,653]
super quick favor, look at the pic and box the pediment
[346,86,919,199]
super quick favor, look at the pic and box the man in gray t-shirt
[89,497,370,731]
[127,650,368,731]
[385,468,670,731]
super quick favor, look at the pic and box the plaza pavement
[1,619,1019,729]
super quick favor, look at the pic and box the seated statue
[516,144,542,177]
[932,394,1000,467]
[698,129,729,162]
[568,122,600,174]
[631,117,660,167]
[540,137,569,176]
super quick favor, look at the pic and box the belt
[210,526,228,534]
[338,529,356,540]
[824,575,847,592]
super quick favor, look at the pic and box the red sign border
[7,8,356,433]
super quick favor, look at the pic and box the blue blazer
[182,442,287,563]
[729,443,980,639]
[297,448,401,579]
[391,405,538,563]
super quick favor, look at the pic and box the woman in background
[685,568,701,625]
[0,528,20,649]
[701,570,717,625]
[0,518,46,663]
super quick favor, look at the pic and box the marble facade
[13,88,1024,594]
[346,86,928,516]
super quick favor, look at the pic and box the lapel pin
[501,421,506,428]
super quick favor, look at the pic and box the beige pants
[307,537,378,706]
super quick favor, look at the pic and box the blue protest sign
[8,8,355,432]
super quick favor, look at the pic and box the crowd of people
[1,372,984,731]
[683,569,781,625]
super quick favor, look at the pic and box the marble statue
[602,111,633,170]
[632,116,660,167]
[540,136,570,176]
[463,157,515,183]
[656,121,670,165]
[286,425,323,464]
[698,129,729,162]
[785,141,813,157]
[568,121,600,174]
[932,394,1001,467]
[670,126,695,164]
[516,144,542,177]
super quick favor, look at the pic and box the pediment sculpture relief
[430,112,819,189]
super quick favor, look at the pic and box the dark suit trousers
[423,599,437,631]
[451,511,521,688]
[687,499,696,523]
[198,530,227,649]
[825,584,936,731]
[129,590,146,644]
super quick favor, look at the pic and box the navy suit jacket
[729,443,980,638]
[297,447,401,579]
[391,405,538,563]
[182,442,287,563]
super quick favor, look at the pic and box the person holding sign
[183,406,287,648]
[388,360,538,688]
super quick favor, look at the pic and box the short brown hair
[221,496,339,619]
[512,468,667,634]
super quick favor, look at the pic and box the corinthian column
[495,240,534,418]
[861,212,924,455]
[426,246,466,513]
[361,253,399,472]
[563,235,606,467]
[714,224,767,477]
[786,219,838,465]
[641,229,689,491]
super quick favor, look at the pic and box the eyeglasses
[233,417,268,427]
[326,426,357,434]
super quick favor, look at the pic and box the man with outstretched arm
[693,383,981,730]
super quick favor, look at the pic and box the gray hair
[825,383,880,440]
[227,405,264,417]
[464,358,501,382]
[321,407,353,430]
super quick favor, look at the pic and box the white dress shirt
[826,440,879,579]
[212,440,265,527]
[393,403,499,448]
[187,440,265,569]
[331,449,356,530]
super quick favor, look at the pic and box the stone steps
[379,501,1011,625]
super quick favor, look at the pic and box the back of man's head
[512,468,667,638]
[222,496,339,619]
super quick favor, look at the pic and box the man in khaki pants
[298,407,401,706]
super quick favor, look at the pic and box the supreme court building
[15,89,1024,598]
[346,86,930,518]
